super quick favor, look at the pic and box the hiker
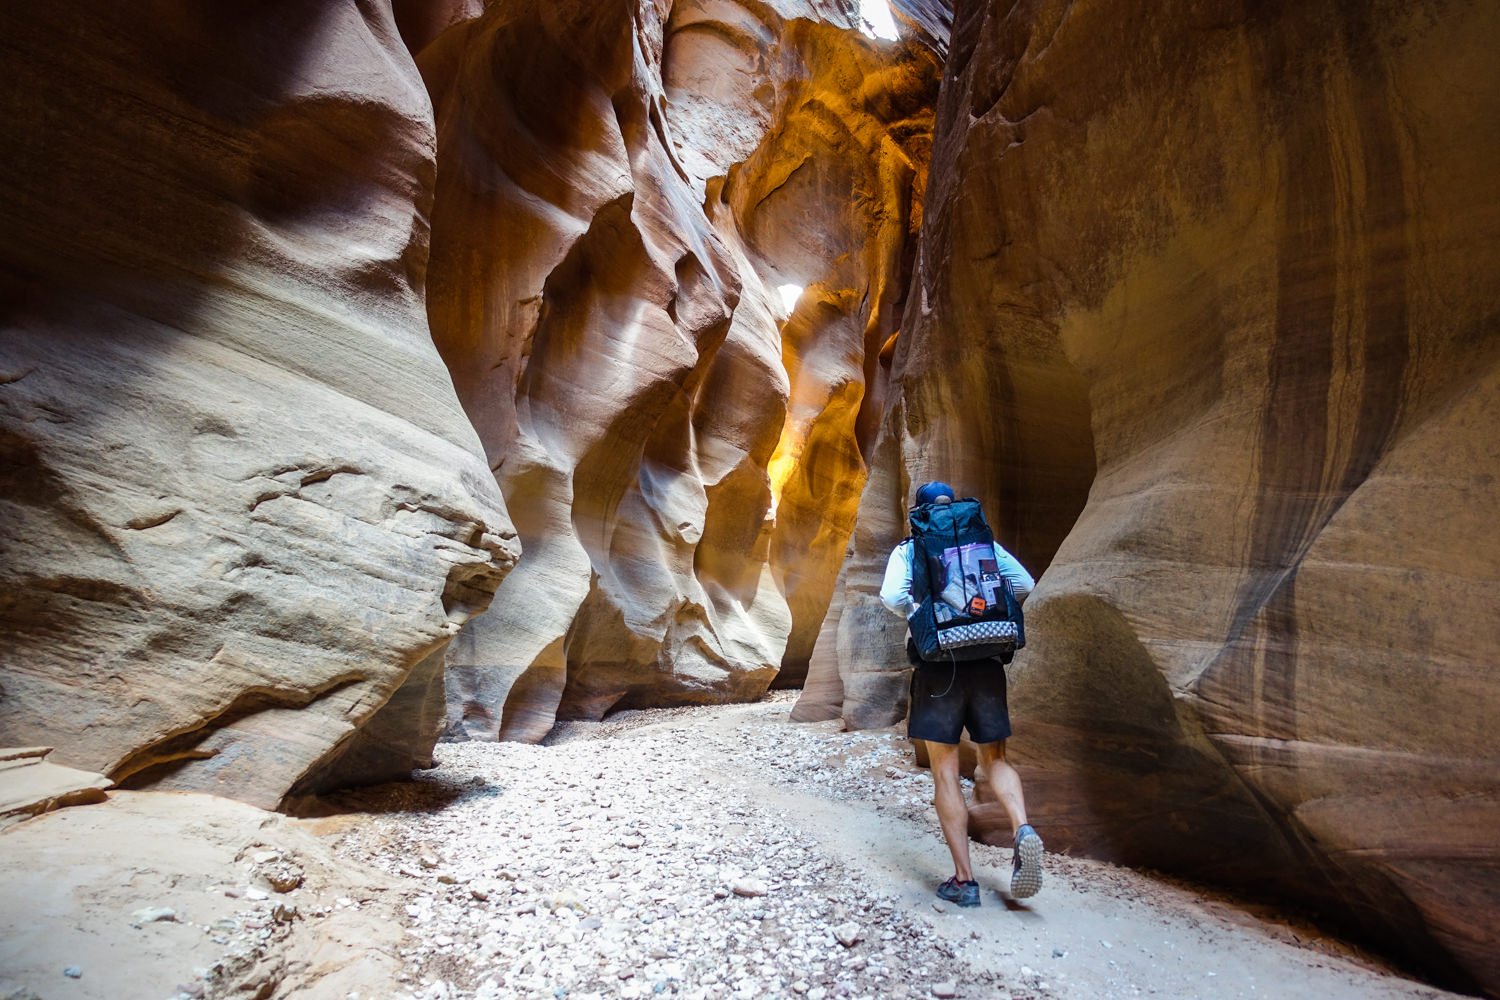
[880,480,1045,906]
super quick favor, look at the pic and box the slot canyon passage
[0,0,1497,998]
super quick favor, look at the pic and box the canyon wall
[5,1,1492,989]
[802,0,1500,992]
[421,0,942,741]
[0,3,517,808]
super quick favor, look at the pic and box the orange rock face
[0,3,517,808]
[804,0,1500,991]
[419,0,941,740]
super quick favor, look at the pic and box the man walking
[880,481,1045,904]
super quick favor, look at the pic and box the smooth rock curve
[0,2,518,808]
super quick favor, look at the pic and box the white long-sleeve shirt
[879,538,1034,620]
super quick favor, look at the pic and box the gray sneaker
[1010,824,1044,899]
[936,876,980,907]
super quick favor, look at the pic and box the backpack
[906,498,1025,663]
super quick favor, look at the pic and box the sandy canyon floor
[0,693,1465,1000]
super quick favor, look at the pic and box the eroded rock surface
[421,0,942,740]
[803,0,1500,992]
[0,3,517,808]
[0,790,407,1000]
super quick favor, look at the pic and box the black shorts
[907,659,1012,745]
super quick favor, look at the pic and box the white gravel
[330,693,1008,1000]
[324,694,1456,1000]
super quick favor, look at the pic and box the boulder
[0,748,111,830]
[808,0,1500,992]
[0,2,517,808]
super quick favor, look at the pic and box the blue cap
[914,481,955,505]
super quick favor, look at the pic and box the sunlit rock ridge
[797,0,1500,993]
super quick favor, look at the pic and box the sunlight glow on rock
[777,283,804,315]
[858,0,901,41]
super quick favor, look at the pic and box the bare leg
[924,740,973,881]
[978,740,1044,898]
[976,740,1028,837]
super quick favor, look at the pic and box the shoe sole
[1010,831,1044,899]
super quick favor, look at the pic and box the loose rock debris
[330,695,1000,1000]
[323,694,1456,1000]
[0,695,1459,1000]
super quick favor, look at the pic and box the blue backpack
[906,498,1025,663]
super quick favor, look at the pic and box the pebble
[932,982,957,998]
[730,879,767,898]
[63,967,82,979]
[130,906,178,925]
[833,922,862,948]
[264,866,303,893]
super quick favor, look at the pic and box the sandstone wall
[421,0,942,741]
[0,3,518,808]
[803,0,1500,992]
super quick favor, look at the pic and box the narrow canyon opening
[1,1,1496,997]
[412,1,966,738]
